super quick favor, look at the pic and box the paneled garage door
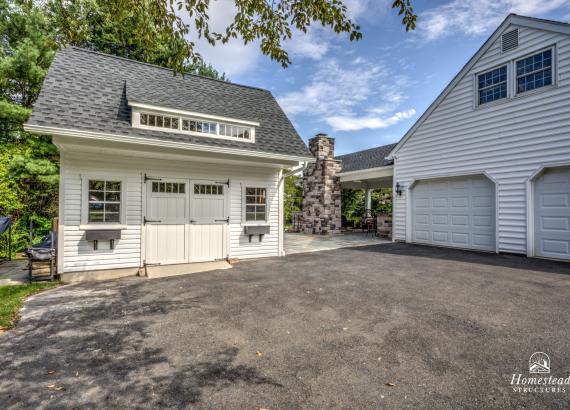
[412,175,496,251]
[534,166,570,260]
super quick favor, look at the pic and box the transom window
[478,66,507,105]
[516,49,552,93]
[140,113,179,130]
[152,182,185,194]
[194,184,224,195]
[88,180,121,223]
[138,112,254,142]
[245,187,267,222]
[181,119,217,135]
[219,124,250,140]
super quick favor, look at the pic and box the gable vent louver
[501,29,519,53]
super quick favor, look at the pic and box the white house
[388,14,570,260]
[25,47,313,278]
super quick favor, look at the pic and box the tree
[46,0,228,79]
[284,173,302,227]
[49,0,416,74]
[0,0,59,254]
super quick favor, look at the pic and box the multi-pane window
[139,112,253,141]
[181,119,217,135]
[194,184,224,195]
[140,113,179,130]
[152,182,185,194]
[219,124,250,140]
[516,49,552,93]
[245,187,267,222]
[88,180,121,223]
[478,66,507,105]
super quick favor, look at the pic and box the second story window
[516,49,552,94]
[478,66,507,105]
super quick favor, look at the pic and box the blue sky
[194,0,570,156]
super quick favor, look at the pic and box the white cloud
[278,58,415,132]
[187,2,261,77]
[420,0,570,41]
[284,27,332,61]
[326,109,416,132]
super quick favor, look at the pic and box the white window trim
[80,174,128,230]
[132,110,256,143]
[474,44,557,109]
[241,184,270,225]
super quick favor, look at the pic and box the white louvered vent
[501,29,519,53]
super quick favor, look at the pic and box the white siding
[61,151,281,273]
[394,24,570,255]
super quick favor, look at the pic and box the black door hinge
[144,216,162,225]
[214,217,230,223]
[215,178,230,187]
[144,174,162,183]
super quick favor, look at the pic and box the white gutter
[24,124,314,164]
[283,161,310,177]
[337,165,394,177]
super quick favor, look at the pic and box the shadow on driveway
[0,280,281,409]
[345,242,570,275]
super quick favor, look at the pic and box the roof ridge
[65,46,271,93]
[336,142,398,158]
[508,13,570,28]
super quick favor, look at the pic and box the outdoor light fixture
[395,182,403,196]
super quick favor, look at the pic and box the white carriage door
[534,167,570,260]
[145,179,189,265]
[189,180,229,262]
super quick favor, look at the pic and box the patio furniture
[364,217,376,237]
[25,223,57,282]
[0,217,12,262]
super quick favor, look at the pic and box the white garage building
[25,47,312,278]
[388,14,570,260]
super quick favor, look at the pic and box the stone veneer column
[301,134,342,234]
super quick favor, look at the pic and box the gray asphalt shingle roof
[27,47,311,158]
[336,143,397,173]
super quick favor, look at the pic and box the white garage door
[534,166,570,260]
[412,175,496,251]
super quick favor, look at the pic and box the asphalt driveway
[2,243,570,409]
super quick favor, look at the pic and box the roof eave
[24,123,314,163]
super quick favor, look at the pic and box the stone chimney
[301,134,342,234]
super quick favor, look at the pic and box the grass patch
[0,282,60,330]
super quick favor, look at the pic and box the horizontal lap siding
[62,153,280,272]
[394,26,570,254]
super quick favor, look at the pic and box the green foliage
[0,1,58,255]
[342,188,393,226]
[284,173,302,226]
[47,0,417,74]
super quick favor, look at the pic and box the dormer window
[135,110,255,142]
